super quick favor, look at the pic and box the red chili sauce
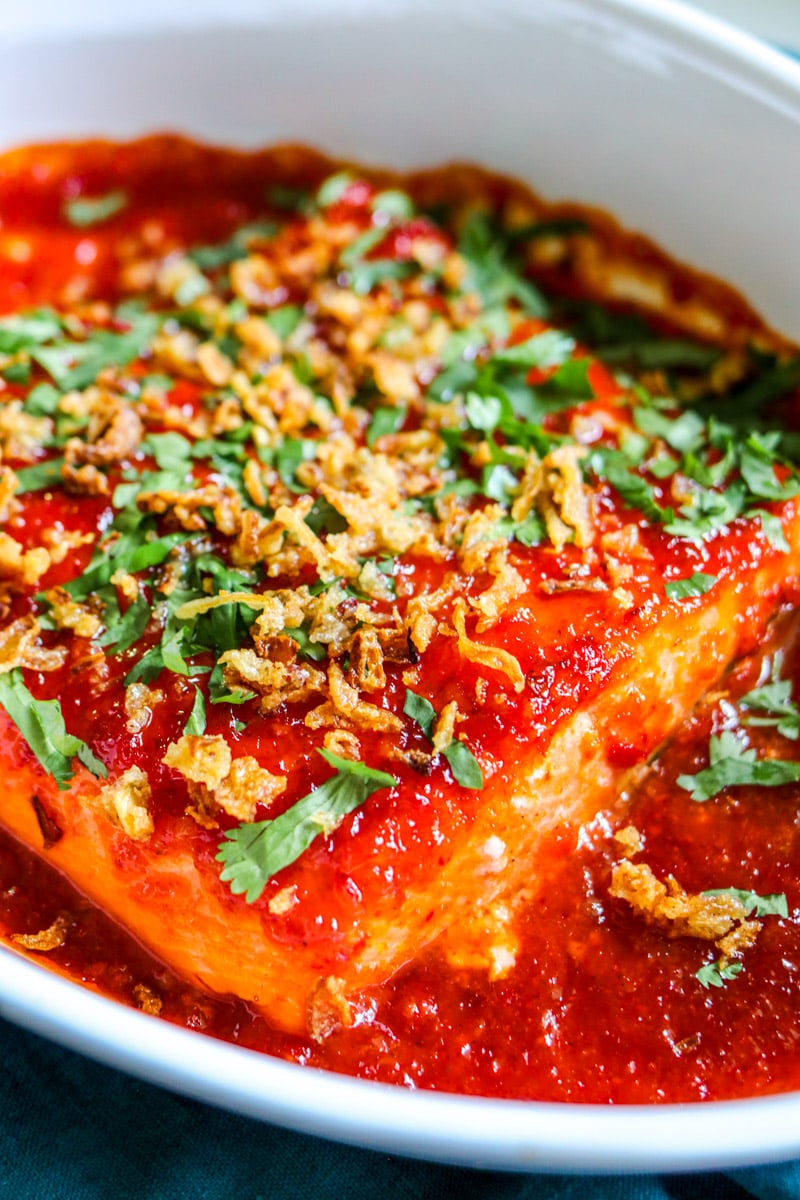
[0,137,798,1104]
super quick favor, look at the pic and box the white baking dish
[0,0,799,1172]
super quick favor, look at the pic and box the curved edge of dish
[2,947,799,1173]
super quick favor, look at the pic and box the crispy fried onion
[162,734,286,826]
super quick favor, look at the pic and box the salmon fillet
[1,144,799,1037]
[1,502,800,1033]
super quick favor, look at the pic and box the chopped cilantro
[367,405,406,446]
[15,457,66,493]
[464,392,503,433]
[677,729,800,801]
[663,484,744,542]
[403,689,436,741]
[481,463,520,506]
[588,448,666,523]
[443,739,484,789]
[739,433,800,502]
[492,511,546,548]
[183,686,207,736]
[305,496,348,536]
[633,406,706,455]
[403,688,483,789]
[188,221,279,270]
[23,383,62,417]
[0,309,62,354]
[1,361,31,385]
[96,594,151,655]
[265,305,304,341]
[144,431,194,470]
[0,669,106,790]
[664,573,718,601]
[741,653,800,740]
[458,213,549,317]
[696,958,743,989]
[752,509,790,553]
[371,189,414,220]
[216,750,396,901]
[349,259,415,295]
[339,227,385,267]
[316,172,354,208]
[31,310,160,391]
[63,190,127,228]
[702,888,788,918]
[492,330,574,370]
[286,624,327,662]
[273,437,318,492]
[174,273,211,307]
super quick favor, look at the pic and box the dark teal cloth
[0,1017,797,1200]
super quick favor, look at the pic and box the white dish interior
[0,0,799,1172]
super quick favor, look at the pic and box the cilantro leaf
[633,406,706,455]
[492,330,574,370]
[403,688,483,788]
[367,405,406,446]
[403,688,436,741]
[702,888,788,918]
[24,383,62,417]
[663,484,745,542]
[589,448,666,522]
[216,750,396,901]
[316,172,354,207]
[286,624,327,662]
[273,438,317,492]
[183,686,207,736]
[696,959,743,989]
[458,213,549,316]
[188,221,278,270]
[443,739,484,789]
[31,311,160,390]
[741,653,800,740]
[677,730,800,801]
[265,305,304,341]
[664,573,718,601]
[349,259,415,295]
[371,189,415,220]
[739,434,800,502]
[144,432,194,471]
[15,457,65,493]
[0,310,62,354]
[491,511,546,548]
[464,392,503,433]
[304,496,348,536]
[752,509,790,553]
[96,594,151,655]
[481,463,520,506]
[63,190,127,227]
[0,668,106,790]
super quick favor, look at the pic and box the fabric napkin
[0,1016,798,1200]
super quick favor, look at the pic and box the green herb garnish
[63,190,128,228]
[677,730,800,801]
[216,750,396,901]
[403,688,483,789]
[664,573,718,601]
[0,669,106,790]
